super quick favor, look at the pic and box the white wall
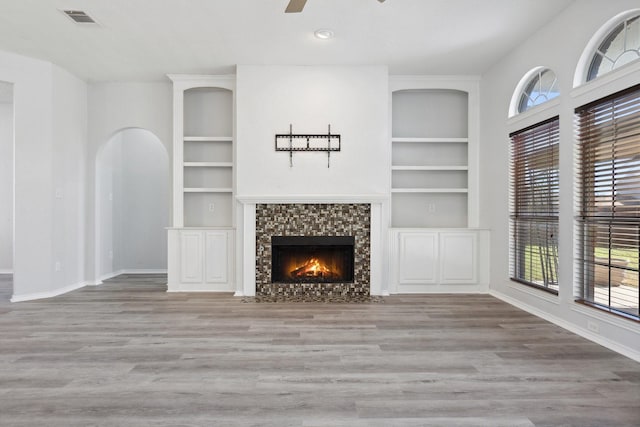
[51,65,88,291]
[96,133,119,278]
[0,50,53,299]
[0,97,12,273]
[480,0,640,360]
[0,93,13,273]
[0,50,87,300]
[236,65,389,197]
[87,82,172,282]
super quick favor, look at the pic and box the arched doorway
[95,128,169,282]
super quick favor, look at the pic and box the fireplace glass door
[271,236,355,283]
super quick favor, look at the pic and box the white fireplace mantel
[236,194,389,204]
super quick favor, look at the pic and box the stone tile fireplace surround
[255,203,371,298]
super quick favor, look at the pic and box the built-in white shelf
[184,162,233,168]
[391,88,470,228]
[168,77,235,292]
[391,188,468,193]
[392,165,468,171]
[183,136,233,142]
[391,137,468,143]
[184,187,233,193]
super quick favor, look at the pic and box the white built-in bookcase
[390,78,479,228]
[166,75,235,292]
[388,77,486,293]
[169,75,235,227]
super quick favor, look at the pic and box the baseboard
[11,281,86,303]
[490,289,640,363]
[85,280,103,287]
[0,269,13,274]
[98,270,125,283]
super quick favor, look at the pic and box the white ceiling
[0,0,574,82]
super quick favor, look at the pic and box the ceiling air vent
[62,10,96,24]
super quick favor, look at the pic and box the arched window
[512,68,559,115]
[587,13,640,81]
[508,67,560,293]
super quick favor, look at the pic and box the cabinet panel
[391,229,485,293]
[180,232,203,283]
[440,232,477,284]
[205,231,228,283]
[398,232,438,284]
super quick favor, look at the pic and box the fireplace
[271,236,355,283]
[255,203,371,298]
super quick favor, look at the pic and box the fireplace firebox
[271,236,355,283]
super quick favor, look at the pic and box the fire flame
[291,257,334,278]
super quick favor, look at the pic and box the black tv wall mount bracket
[275,124,341,168]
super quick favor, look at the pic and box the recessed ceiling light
[314,29,334,40]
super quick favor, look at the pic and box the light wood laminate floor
[0,274,639,426]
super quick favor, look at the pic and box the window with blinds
[575,84,640,320]
[509,116,560,293]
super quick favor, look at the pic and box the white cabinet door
[440,232,477,284]
[205,231,228,283]
[180,231,203,283]
[391,229,484,292]
[398,232,438,285]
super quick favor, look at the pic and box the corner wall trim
[489,289,640,363]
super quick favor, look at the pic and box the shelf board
[184,162,233,168]
[183,136,233,142]
[391,137,468,143]
[391,188,468,193]
[184,188,233,193]
[392,165,468,171]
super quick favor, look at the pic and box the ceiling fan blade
[285,0,307,13]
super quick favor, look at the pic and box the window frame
[517,69,560,114]
[509,66,560,118]
[587,14,640,82]
[574,9,640,87]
